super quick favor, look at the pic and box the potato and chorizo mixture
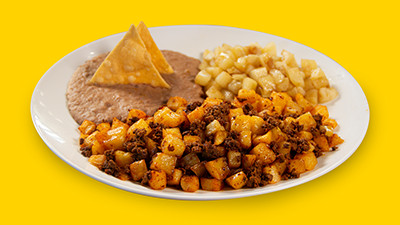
[78,89,343,192]
[195,43,338,104]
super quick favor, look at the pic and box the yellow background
[1,0,398,224]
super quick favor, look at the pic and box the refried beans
[66,50,204,124]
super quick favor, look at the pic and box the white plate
[31,25,369,200]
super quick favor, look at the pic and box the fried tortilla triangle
[89,25,170,88]
[137,21,174,74]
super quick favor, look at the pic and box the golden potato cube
[206,120,225,136]
[82,131,99,148]
[250,143,276,165]
[322,118,338,129]
[231,115,252,133]
[287,158,306,176]
[314,135,330,152]
[270,92,289,115]
[295,93,314,112]
[229,108,244,122]
[200,178,224,191]
[96,122,111,133]
[294,152,318,171]
[130,160,148,181]
[103,126,128,150]
[284,98,303,116]
[250,116,265,135]
[114,150,134,168]
[148,170,167,190]
[111,118,129,130]
[225,171,248,189]
[79,120,96,135]
[145,137,158,151]
[187,106,206,123]
[249,67,268,81]
[91,140,105,155]
[311,105,329,119]
[239,130,252,149]
[329,133,344,147]
[88,155,106,169]
[296,112,317,131]
[180,175,200,192]
[126,109,147,123]
[190,162,207,177]
[161,134,186,157]
[180,152,200,169]
[263,165,281,184]
[167,96,188,111]
[227,150,241,169]
[253,127,285,145]
[205,157,230,180]
[214,131,228,146]
[242,154,257,170]
[301,59,318,78]
[272,159,287,175]
[183,135,202,146]
[154,107,185,127]
[167,169,183,186]
[150,153,177,175]
[162,128,182,139]
[127,119,152,139]
[298,131,313,140]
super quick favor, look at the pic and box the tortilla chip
[137,21,174,74]
[89,25,170,88]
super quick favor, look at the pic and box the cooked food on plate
[66,22,343,192]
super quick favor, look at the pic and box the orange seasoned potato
[78,91,343,192]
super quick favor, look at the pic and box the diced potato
[167,96,188,111]
[272,159,287,175]
[227,150,241,169]
[180,152,200,169]
[187,106,206,123]
[206,120,225,136]
[242,154,257,170]
[253,127,285,145]
[88,155,106,169]
[103,126,128,150]
[162,128,182,139]
[310,68,329,89]
[227,80,242,94]
[82,131,99,148]
[167,169,183,186]
[195,70,212,86]
[262,42,277,56]
[127,119,152,138]
[229,108,244,122]
[215,54,235,70]
[301,59,318,77]
[183,135,201,146]
[262,165,281,184]
[295,93,314,112]
[242,77,258,91]
[305,89,319,105]
[96,122,111,133]
[154,107,185,127]
[314,135,330,152]
[214,131,228,145]
[114,150,134,168]
[287,158,306,176]
[126,109,147,123]
[225,171,248,189]
[200,178,224,191]
[221,89,234,102]
[287,67,305,87]
[205,157,230,180]
[205,67,223,78]
[329,133,344,147]
[201,97,223,109]
[296,112,317,131]
[323,118,338,129]
[311,105,329,119]
[250,143,276,165]
[91,140,105,155]
[294,152,318,171]
[111,118,129,130]
[239,130,252,149]
[190,162,206,177]
[282,50,298,68]
[161,134,186,157]
[249,67,268,81]
[231,115,252,133]
[298,131,313,140]
[206,86,224,99]
[79,120,96,135]
[130,160,148,181]
[148,170,167,190]
[319,87,339,103]
[180,175,200,192]
[150,153,177,175]
[215,71,233,88]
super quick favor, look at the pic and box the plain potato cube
[262,42,277,56]
[148,170,167,190]
[130,160,148,181]
[200,178,224,191]
[161,134,186,157]
[167,96,188,111]
[150,153,177,175]
[310,68,329,89]
[294,152,318,171]
[287,67,305,87]
[225,171,248,189]
[215,71,233,88]
[227,150,241,169]
[305,89,318,105]
[114,150,134,168]
[180,175,200,192]
[301,59,318,77]
[262,165,281,184]
[319,87,339,103]
[88,155,106,169]
[249,67,268,81]
[205,157,230,180]
[227,80,242,94]
[282,50,298,67]
[242,77,258,91]
[195,70,212,86]
[205,67,223,78]
[250,143,276,165]
[206,86,224,99]
[167,169,183,186]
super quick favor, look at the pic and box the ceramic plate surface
[31,25,369,200]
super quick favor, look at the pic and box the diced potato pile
[195,43,338,104]
[78,91,343,192]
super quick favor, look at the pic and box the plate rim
[31,24,370,201]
